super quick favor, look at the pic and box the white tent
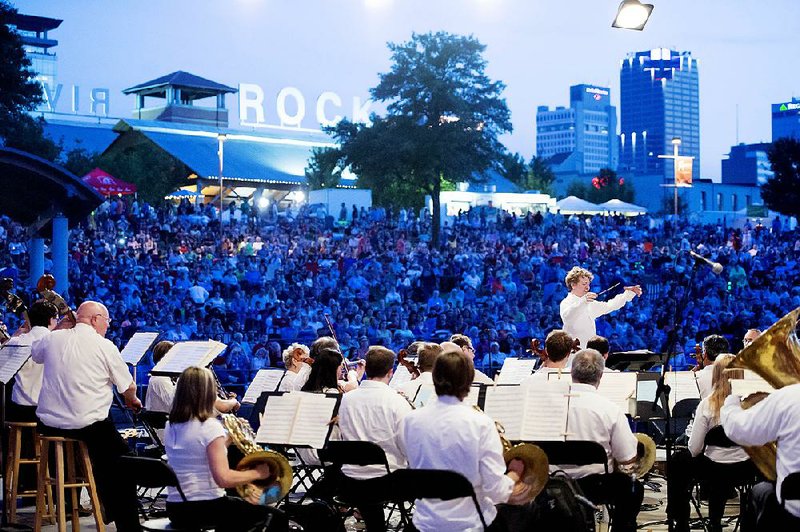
[555,196,603,215]
[598,199,648,215]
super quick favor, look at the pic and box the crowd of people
[1,197,796,388]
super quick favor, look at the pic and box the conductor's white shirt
[9,326,50,407]
[721,383,800,518]
[561,382,639,478]
[560,290,635,349]
[32,323,134,429]
[338,380,412,479]
[399,395,514,531]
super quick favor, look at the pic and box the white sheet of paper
[242,369,286,404]
[465,385,481,407]
[152,340,227,375]
[522,380,571,441]
[120,332,160,366]
[413,383,436,408]
[256,393,297,445]
[731,378,775,398]
[0,344,33,385]
[666,371,701,411]
[484,385,525,441]
[389,365,413,389]
[596,372,637,414]
[496,358,536,384]
[290,393,338,448]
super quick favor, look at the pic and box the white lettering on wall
[316,91,342,127]
[276,87,306,127]
[239,83,265,123]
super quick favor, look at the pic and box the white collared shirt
[721,384,800,518]
[397,371,433,402]
[32,323,134,429]
[561,382,639,478]
[146,375,175,413]
[560,290,635,349]
[519,365,569,387]
[399,395,514,531]
[688,396,749,463]
[338,380,412,479]
[696,365,714,399]
[9,326,51,406]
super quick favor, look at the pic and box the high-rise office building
[8,13,62,92]
[536,84,618,174]
[772,98,800,141]
[619,48,699,181]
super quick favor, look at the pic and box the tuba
[617,433,657,478]
[221,414,293,504]
[728,307,800,481]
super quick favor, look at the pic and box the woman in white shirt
[164,367,287,531]
[668,355,758,532]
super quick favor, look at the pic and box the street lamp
[612,0,654,31]
[217,133,226,245]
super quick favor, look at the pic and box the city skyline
[16,0,800,181]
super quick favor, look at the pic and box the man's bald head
[77,301,111,336]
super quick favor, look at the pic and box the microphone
[688,250,723,275]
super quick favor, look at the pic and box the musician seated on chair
[338,345,414,531]
[519,330,573,384]
[559,348,644,532]
[449,334,494,385]
[164,366,288,531]
[667,354,759,532]
[397,342,442,402]
[585,335,619,372]
[399,343,524,531]
[721,378,800,530]
[695,334,730,399]
[277,342,312,392]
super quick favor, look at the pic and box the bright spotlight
[612,0,654,31]
[258,196,269,209]
[295,190,305,203]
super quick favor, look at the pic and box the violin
[397,347,421,379]
[526,338,547,370]
[571,338,581,354]
[690,343,704,372]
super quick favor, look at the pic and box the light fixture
[258,196,270,210]
[612,0,654,31]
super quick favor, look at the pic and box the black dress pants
[577,472,644,532]
[742,481,800,532]
[38,418,141,532]
[167,496,288,532]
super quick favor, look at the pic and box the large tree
[567,168,634,204]
[317,32,511,246]
[762,138,800,219]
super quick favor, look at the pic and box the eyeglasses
[93,314,112,324]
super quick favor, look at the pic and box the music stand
[0,343,36,530]
[606,350,663,372]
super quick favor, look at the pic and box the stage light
[258,196,270,210]
[612,0,654,31]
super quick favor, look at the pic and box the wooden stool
[34,436,105,532]
[5,421,54,523]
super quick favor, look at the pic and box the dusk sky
[18,0,800,180]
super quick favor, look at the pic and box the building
[619,49,700,182]
[721,143,774,186]
[8,13,62,92]
[536,84,618,176]
[772,98,800,141]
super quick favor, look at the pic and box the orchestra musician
[519,330,574,384]
[277,342,312,392]
[397,342,442,402]
[557,349,643,532]
[560,266,641,350]
[164,366,287,531]
[398,343,524,531]
[667,354,758,532]
[448,334,493,384]
[585,335,618,372]
[721,380,800,530]
[307,336,363,392]
[338,346,414,531]
[32,301,142,532]
[695,335,730,399]
[742,328,761,348]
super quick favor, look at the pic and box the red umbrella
[82,168,137,196]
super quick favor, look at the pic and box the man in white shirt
[520,329,573,385]
[695,335,730,399]
[397,342,442,402]
[338,346,414,531]
[399,344,523,531]
[721,383,800,530]
[277,342,312,392]
[449,335,493,384]
[560,349,643,532]
[32,301,142,532]
[559,266,641,350]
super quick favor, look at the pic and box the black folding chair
[318,441,411,529]
[139,410,169,451]
[781,472,800,508]
[387,469,488,530]
[672,398,701,440]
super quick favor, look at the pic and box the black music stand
[606,350,664,372]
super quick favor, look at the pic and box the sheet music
[496,358,536,384]
[120,332,160,366]
[413,383,436,408]
[666,371,701,411]
[522,380,571,441]
[151,340,227,375]
[596,372,637,414]
[290,393,338,448]
[466,385,481,407]
[389,365,413,389]
[0,344,33,385]
[731,377,774,398]
[484,385,525,441]
[256,393,296,444]
[242,369,285,404]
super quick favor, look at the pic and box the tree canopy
[566,168,635,204]
[309,31,512,246]
[762,138,800,219]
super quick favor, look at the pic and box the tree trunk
[431,178,441,248]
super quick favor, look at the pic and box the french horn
[221,414,293,504]
[728,306,800,481]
